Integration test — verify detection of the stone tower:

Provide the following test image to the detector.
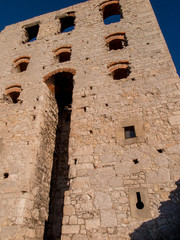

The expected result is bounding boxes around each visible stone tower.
[0,0,180,239]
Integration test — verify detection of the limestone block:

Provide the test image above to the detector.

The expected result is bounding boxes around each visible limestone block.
[100,210,117,227]
[100,153,118,163]
[63,216,69,225]
[72,235,89,240]
[119,196,128,204]
[94,192,112,210]
[40,207,48,221]
[63,205,75,216]
[76,163,94,170]
[86,218,100,230]
[168,115,180,125]
[71,177,89,190]
[73,145,93,156]
[69,167,77,179]
[155,155,169,167]
[61,236,71,240]
[109,176,123,187]
[89,168,123,188]
[1,226,18,237]
[62,225,80,234]
[25,229,35,238]
[170,165,180,181]
[166,144,180,154]
[69,215,78,224]
[147,168,170,183]
[32,208,39,220]
[80,202,93,211]
[78,218,84,225]
[64,196,71,205]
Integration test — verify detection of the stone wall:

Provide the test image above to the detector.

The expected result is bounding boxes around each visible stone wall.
[0,0,179,239]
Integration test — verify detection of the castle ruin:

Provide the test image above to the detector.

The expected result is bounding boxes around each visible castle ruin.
[0,0,180,239]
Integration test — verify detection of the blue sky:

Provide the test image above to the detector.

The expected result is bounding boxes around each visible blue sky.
[0,0,179,76]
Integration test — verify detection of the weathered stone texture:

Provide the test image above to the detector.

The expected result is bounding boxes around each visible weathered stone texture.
[0,0,180,239]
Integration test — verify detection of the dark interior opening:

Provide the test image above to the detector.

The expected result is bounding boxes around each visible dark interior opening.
[9,91,20,103]
[102,3,122,25]
[59,52,71,63]
[109,39,123,50]
[133,159,139,164]
[136,192,144,210]
[124,126,136,139]
[44,72,74,240]
[113,68,129,80]
[17,62,29,72]
[157,149,164,153]
[3,173,9,179]
[60,16,75,33]
[25,24,39,42]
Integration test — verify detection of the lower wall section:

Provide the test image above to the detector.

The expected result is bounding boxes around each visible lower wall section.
[61,174,180,240]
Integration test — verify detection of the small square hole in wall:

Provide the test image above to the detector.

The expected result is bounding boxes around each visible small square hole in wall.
[25,24,39,42]
[133,159,139,164]
[60,16,75,33]
[124,126,136,139]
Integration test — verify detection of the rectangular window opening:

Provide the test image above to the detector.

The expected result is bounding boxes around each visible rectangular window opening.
[25,24,39,42]
[60,16,75,33]
[124,126,136,139]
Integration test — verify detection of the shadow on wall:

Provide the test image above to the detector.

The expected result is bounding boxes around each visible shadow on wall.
[43,72,74,240]
[130,180,180,240]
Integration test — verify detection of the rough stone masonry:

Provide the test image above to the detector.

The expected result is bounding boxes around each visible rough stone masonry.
[0,0,180,239]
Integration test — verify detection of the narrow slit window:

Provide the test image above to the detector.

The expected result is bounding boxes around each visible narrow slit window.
[100,1,122,25]
[136,192,144,209]
[60,15,75,33]
[124,126,136,139]
[25,24,39,42]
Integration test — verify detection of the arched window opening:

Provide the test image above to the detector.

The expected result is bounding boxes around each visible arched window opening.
[59,12,75,33]
[14,56,30,72]
[100,1,122,25]
[5,84,22,103]
[54,46,72,63]
[44,68,75,98]
[108,61,130,80]
[106,33,127,50]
